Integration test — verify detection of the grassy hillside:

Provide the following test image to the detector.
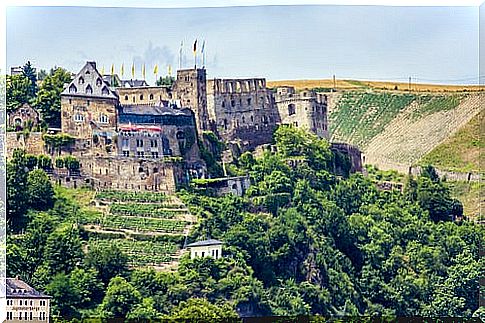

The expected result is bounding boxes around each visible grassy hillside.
[446,181,483,220]
[420,110,484,173]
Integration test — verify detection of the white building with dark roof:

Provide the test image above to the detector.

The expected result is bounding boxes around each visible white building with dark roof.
[186,239,224,259]
[6,278,51,322]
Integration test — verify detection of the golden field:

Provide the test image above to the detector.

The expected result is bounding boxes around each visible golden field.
[267,79,485,92]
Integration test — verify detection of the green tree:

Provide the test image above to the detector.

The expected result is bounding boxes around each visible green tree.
[6,150,29,230]
[85,242,128,285]
[69,268,104,309]
[126,297,162,320]
[43,224,83,275]
[166,298,239,321]
[156,75,175,87]
[22,61,38,97]
[6,74,34,111]
[98,277,142,318]
[45,273,81,319]
[35,67,72,127]
[27,169,54,210]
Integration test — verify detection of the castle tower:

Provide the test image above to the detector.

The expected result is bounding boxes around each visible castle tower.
[174,68,209,136]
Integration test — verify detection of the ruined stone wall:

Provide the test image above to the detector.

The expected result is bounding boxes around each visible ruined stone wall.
[207,78,280,149]
[275,88,329,139]
[331,142,363,173]
[7,104,40,129]
[174,69,209,135]
[61,96,118,139]
[6,132,45,158]
[78,156,182,192]
[116,87,172,105]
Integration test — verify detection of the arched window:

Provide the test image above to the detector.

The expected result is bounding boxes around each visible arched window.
[69,84,77,93]
[73,114,84,122]
[124,95,128,100]
[242,116,245,124]
[288,104,296,116]
[176,131,185,139]
[140,94,144,100]
[222,101,225,108]
[101,86,110,95]
[96,78,102,86]
[99,115,109,124]
[149,94,154,100]
[86,84,93,94]
[78,77,84,84]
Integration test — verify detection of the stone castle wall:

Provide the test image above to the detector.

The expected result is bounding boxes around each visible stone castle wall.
[6,132,45,158]
[275,88,329,139]
[207,78,280,148]
[117,87,172,105]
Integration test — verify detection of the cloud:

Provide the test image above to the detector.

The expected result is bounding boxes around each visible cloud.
[133,41,176,70]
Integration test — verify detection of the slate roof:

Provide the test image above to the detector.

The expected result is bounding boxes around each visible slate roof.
[120,79,150,88]
[6,278,51,299]
[61,61,118,100]
[186,239,224,247]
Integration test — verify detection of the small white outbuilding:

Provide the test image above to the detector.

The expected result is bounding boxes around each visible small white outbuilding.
[186,239,224,260]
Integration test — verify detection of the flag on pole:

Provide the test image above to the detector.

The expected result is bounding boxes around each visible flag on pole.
[101,66,105,75]
[168,65,172,77]
[121,63,125,77]
[179,40,184,69]
[142,64,146,79]
[131,63,135,79]
[153,64,158,75]
[201,40,205,54]
[110,64,114,75]
[193,39,197,56]
[202,40,206,67]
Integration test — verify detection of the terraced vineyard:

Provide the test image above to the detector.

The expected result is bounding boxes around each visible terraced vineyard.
[83,190,196,269]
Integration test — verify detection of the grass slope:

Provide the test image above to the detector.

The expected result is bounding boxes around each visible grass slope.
[420,110,484,173]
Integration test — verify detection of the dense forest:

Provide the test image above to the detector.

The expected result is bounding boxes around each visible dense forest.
[6,126,484,320]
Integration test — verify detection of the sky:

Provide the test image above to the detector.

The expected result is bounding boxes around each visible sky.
[6,4,482,85]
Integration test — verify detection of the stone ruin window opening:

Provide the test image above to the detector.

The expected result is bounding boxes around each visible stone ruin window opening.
[288,104,296,116]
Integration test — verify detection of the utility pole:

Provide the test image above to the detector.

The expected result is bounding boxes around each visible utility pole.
[333,74,336,90]
[408,76,411,91]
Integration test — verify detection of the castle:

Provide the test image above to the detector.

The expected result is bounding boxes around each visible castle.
[8,61,333,192]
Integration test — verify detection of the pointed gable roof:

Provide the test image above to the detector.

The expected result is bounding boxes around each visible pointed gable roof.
[62,61,118,100]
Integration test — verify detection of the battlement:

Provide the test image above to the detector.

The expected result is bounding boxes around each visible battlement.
[208,78,267,94]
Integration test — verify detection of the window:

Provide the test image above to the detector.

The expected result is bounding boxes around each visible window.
[176,131,185,140]
[140,94,144,100]
[86,84,93,94]
[231,100,235,107]
[151,152,159,158]
[78,77,84,84]
[137,151,144,158]
[247,98,252,105]
[136,139,144,147]
[20,300,23,306]
[99,115,109,124]
[151,140,158,148]
[124,95,128,100]
[74,114,84,122]
[122,138,129,147]
[122,151,129,157]
[102,86,110,95]
[149,94,154,100]
[19,312,22,320]
[69,84,77,93]
[222,101,225,108]
[30,312,33,320]
[288,104,296,116]
[96,78,102,86]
